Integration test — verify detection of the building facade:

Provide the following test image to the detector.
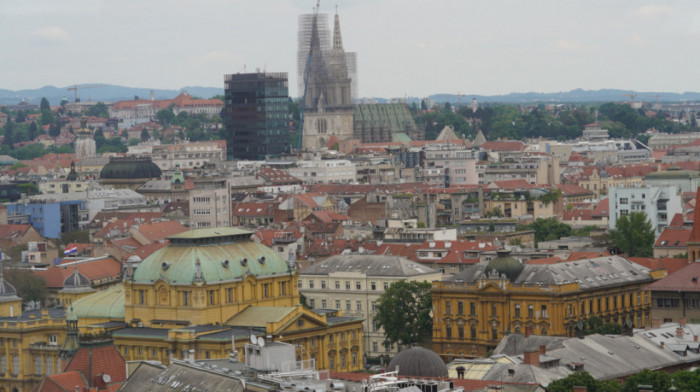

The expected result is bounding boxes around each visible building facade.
[608,185,683,236]
[431,252,661,359]
[299,254,442,359]
[224,72,290,160]
[188,178,231,228]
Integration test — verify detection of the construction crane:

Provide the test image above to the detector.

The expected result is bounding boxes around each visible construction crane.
[67,84,108,103]
[623,93,637,107]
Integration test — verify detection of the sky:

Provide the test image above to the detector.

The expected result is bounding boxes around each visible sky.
[2,0,700,98]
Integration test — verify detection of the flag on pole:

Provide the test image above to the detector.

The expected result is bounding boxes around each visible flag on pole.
[64,246,78,256]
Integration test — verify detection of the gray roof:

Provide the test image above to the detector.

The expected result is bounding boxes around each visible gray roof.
[137,179,173,192]
[118,361,245,392]
[79,156,110,166]
[449,256,653,290]
[387,346,447,378]
[299,254,439,277]
[494,334,567,357]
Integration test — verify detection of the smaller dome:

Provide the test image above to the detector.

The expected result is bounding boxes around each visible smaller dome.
[485,249,523,282]
[100,156,162,180]
[0,278,17,297]
[63,267,91,288]
[387,346,447,378]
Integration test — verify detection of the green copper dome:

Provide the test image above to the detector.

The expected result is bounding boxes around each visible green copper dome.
[485,249,523,282]
[132,227,292,285]
[100,156,162,179]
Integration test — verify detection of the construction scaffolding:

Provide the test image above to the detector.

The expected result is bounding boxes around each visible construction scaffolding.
[297,11,358,99]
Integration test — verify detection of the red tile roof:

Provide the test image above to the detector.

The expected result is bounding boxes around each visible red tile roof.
[233,202,274,217]
[35,257,122,289]
[480,140,526,152]
[556,184,594,196]
[372,240,498,265]
[645,261,700,292]
[565,251,610,261]
[592,198,609,218]
[127,242,168,260]
[669,213,685,227]
[134,221,187,242]
[258,167,302,185]
[690,187,700,243]
[525,256,564,265]
[628,257,689,275]
[33,370,87,392]
[562,209,593,221]
[309,183,431,196]
[64,344,127,386]
[654,227,691,248]
[0,224,33,240]
[488,179,537,190]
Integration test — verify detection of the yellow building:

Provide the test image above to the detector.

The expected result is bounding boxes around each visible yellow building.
[577,168,644,198]
[0,274,68,392]
[70,227,364,371]
[431,251,662,360]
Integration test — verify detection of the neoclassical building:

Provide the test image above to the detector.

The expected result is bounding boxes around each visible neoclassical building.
[70,227,364,371]
[431,250,663,359]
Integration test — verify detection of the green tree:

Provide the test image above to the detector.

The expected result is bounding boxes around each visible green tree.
[141,128,150,142]
[48,123,60,137]
[548,371,621,392]
[486,206,503,218]
[4,268,48,304]
[40,97,50,111]
[17,183,39,195]
[85,102,109,118]
[156,108,175,125]
[525,217,572,245]
[3,119,16,149]
[28,121,38,140]
[609,212,655,257]
[374,280,432,346]
[622,369,671,392]
[671,369,700,392]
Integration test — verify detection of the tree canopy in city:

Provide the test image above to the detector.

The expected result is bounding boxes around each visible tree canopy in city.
[609,212,655,257]
[374,280,432,347]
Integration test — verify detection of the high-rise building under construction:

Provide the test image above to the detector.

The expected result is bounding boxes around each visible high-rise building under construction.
[298,6,356,150]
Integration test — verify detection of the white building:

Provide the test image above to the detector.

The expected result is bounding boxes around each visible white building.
[288,159,356,184]
[609,186,682,236]
[188,178,231,228]
[299,254,442,359]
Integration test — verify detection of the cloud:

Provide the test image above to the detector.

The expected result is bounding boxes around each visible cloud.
[31,26,69,43]
[634,5,672,18]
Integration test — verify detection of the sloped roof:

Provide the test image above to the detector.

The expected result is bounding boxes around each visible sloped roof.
[690,187,700,243]
[481,141,525,152]
[134,220,188,242]
[225,306,296,327]
[300,254,439,277]
[0,224,32,240]
[627,257,688,275]
[63,343,127,387]
[654,227,691,248]
[591,198,609,217]
[645,262,700,292]
[35,257,122,289]
[32,370,87,392]
[68,283,125,320]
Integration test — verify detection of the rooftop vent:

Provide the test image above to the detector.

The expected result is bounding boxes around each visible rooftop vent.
[240,258,248,267]
[258,256,266,264]
[161,262,169,271]
[222,259,230,268]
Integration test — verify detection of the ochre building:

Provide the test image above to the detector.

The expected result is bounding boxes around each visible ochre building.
[431,250,663,359]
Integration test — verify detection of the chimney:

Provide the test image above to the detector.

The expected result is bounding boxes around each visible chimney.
[677,327,684,338]
[660,341,665,349]
[539,345,546,355]
[573,387,587,392]
[523,350,539,367]
[695,335,698,342]
[652,319,662,329]
[524,326,534,338]
[680,317,687,326]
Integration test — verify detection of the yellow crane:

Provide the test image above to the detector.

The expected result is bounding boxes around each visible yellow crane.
[623,93,637,107]
[67,84,108,102]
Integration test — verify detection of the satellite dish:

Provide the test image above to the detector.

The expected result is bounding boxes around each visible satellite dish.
[257,337,265,347]
[102,374,111,383]
[250,335,257,345]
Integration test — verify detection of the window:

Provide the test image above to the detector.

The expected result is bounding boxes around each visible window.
[346,281,351,290]
[371,282,376,291]
[152,349,157,357]
[13,355,19,374]
[471,325,477,339]
[458,325,464,338]
[528,304,534,318]
[373,320,378,332]
[1,355,5,374]
[383,282,389,290]
[458,301,464,315]
[35,356,42,375]
[620,197,628,204]
[446,324,452,338]
[346,300,351,311]
[209,290,216,305]
[356,282,361,290]
[372,302,377,311]
[263,284,269,298]
[46,357,53,375]
[309,299,315,308]
[139,290,145,304]
[321,299,327,308]
[470,302,476,316]
[492,304,498,317]
[309,280,314,289]
[372,341,378,352]
[492,326,498,341]
[515,304,521,318]
[183,291,190,306]
[335,300,341,309]
[352,352,357,366]
[310,337,316,347]
[281,282,287,296]
[322,280,327,289]
[356,301,362,311]
[227,288,233,303]
[541,305,548,318]
[49,335,57,346]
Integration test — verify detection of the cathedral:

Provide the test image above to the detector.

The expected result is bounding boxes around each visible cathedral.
[300,8,355,150]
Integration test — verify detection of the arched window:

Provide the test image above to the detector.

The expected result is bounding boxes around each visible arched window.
[35,357,42,375]
[12,356,19,374]
[46,357,53,375]
[0,355,6,374]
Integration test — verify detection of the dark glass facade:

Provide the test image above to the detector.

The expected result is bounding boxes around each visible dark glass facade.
[224,72,290,161]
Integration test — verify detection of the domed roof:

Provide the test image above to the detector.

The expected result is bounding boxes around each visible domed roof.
[485,249,523,282]
[132,227,292,285]
[387,346,447,378]
[63,267,91,289]
[100,156,162,180]
[68,283,124,320]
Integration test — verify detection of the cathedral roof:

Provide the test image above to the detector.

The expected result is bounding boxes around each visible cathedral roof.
[132,227,292,285]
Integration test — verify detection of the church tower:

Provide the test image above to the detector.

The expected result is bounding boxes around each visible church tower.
[301,7,354,151]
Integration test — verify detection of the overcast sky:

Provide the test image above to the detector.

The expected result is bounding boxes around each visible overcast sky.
[2,0,700,98]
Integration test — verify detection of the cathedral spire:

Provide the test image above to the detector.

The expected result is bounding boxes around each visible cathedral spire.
[332,7,344,52]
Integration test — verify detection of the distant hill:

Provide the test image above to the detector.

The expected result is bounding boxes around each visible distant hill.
[0,85,224,105]
[422,89,700,105]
